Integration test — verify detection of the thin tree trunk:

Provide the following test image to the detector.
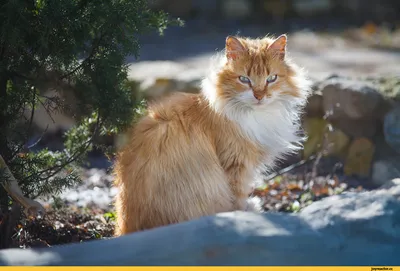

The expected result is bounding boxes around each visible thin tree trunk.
[0,72,12,249]
[0,202,21,249]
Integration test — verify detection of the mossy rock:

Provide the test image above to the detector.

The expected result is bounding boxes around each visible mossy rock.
[302,118,328,159]
[302,118,350,160]
[344,138,375,177]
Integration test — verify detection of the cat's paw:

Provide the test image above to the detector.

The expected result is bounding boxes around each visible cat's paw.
[246,196,263,213]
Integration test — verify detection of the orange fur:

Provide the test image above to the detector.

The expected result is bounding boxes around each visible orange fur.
[113,34,311,235]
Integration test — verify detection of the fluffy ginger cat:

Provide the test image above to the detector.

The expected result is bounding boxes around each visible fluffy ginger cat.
[113,34,311,236]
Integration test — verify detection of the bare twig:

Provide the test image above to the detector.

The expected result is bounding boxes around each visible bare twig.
[26,124,49,149]
[265,154,317,182]
[310,110,336,179]
[37,96,56,124]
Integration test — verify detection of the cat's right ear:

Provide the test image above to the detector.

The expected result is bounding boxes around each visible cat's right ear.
[226,36,246,60]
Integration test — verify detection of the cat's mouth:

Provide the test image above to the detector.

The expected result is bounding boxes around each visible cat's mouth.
[252,99,267,106]
[234,91,273,107]
[251,97,277,107]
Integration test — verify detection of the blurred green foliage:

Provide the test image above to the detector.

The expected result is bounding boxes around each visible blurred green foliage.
[0,0,181,211]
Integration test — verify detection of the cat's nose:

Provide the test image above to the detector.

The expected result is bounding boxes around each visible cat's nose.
[253,92,264,101]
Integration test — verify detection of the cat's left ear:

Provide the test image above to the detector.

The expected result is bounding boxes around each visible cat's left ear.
[268,34,287,60]
[226,36,246,60]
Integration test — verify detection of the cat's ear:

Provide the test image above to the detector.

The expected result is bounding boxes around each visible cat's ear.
[226,36,246,60]
[268,34,287,60]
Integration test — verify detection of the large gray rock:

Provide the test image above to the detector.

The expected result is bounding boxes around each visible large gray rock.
[372,159,400,187]
[329,117,378,138]
[321,77,384,120]
[304,90,324,118]
[371,135,400,187]
[1,186,400,266]
[384,106,400,154]
[321,77,384,137]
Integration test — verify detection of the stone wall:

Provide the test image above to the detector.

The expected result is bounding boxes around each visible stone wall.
[303,75,400,187]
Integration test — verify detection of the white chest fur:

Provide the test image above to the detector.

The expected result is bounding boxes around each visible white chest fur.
[222,94,305,167]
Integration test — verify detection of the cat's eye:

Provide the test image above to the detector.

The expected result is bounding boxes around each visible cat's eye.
[239,76,250,84]
[267,74,278,83]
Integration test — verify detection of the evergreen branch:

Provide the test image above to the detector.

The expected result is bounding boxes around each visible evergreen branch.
[32,113,102,180]
[11,86,37,160]
[61,32,105,79]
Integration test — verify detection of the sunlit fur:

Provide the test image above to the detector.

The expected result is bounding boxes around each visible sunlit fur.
[113,35,311,236]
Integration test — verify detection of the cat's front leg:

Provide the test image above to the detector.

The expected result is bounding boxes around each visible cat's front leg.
[227,167,254,211]
[227,167,263,213]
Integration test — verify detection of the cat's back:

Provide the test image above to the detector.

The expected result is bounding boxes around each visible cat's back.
[117,92,209,167]
[147,92,203,123]
[131,92,205,140]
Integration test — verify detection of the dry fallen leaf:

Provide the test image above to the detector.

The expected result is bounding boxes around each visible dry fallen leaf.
[253,189,268,197]
[280,190,289,197]
[287,183,303,192]
[312,183,330,197]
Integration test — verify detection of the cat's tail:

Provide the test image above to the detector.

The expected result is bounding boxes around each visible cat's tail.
[112,148,140,236]
[113,173,126,237]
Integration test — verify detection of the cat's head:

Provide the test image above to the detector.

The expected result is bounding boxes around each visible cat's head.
[203,34,311,112]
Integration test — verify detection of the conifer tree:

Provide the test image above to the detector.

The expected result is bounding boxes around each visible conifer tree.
[0,0,181,248]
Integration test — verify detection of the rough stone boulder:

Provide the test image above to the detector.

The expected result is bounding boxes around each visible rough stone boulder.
[384,106,400,154]
[1,184,399,266]
[320,76,385,138]
[302,75,400,186]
